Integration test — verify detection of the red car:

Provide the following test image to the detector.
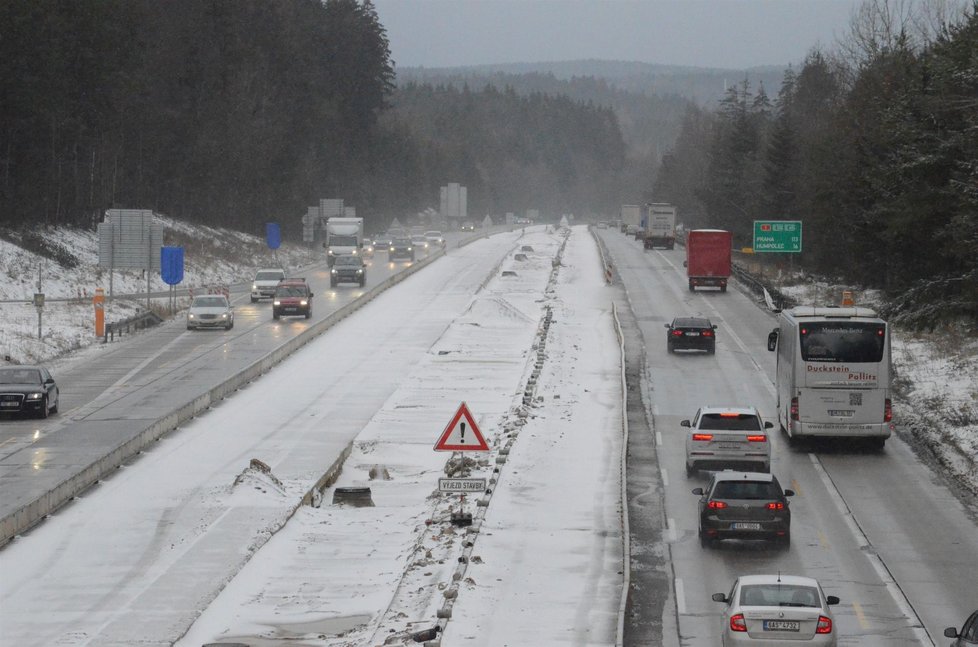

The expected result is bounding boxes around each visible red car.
[272,279,313,320]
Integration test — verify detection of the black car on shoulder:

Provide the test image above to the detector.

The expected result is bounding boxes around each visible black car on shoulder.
[331,254,366,287]
[0,365,60,418]
[389,237,415,262]
[665,317,717,354]
[692,470,794,548]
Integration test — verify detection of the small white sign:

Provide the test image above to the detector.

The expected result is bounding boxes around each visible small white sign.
[438,478,487,493]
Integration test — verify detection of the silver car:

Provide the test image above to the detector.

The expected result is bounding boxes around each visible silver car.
[712,574,840,646]
[684,406,772,476]
[187,295,234,330]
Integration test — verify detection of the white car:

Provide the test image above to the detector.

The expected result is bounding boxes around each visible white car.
[712,574,840,646]
[187,295,234,330]
[250,268,286,302]
[424,230,445,247]
[683,406,772,477]
[411,234,429,251]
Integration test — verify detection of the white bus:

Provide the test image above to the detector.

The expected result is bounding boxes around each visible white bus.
[767,306,892,448]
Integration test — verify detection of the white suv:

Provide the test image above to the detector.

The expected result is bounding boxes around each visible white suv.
[683,406,773,477]
[251,268,286,302]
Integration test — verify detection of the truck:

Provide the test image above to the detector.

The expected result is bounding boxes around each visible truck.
[643,203,677,250]
[684,229,732,292]
[620,205,642,235]
[325,217,364,267]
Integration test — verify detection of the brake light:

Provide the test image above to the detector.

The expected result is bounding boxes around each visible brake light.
[692,433,713,441]
[707,500,727,509]
[884,398,892,422]
[746,435,767,442]
[672,330,683,337]
[765,501,785,510]
[719,412,740,417]
[790,397,799,421]
[702,330,714,337]
[730,613,747,632]
[816,616,832,634]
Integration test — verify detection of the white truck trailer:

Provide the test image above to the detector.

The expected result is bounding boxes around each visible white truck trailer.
[620,205,642,235]
[325,217,364,266]
[644,203,677,249]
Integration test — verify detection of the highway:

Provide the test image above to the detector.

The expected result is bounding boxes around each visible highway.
[599,228,978,647]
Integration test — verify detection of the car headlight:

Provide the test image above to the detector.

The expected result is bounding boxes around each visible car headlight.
[300,300,308,305]
[252,284,258,290]
[352,250,358,255]
[273,300,281,306]
[389,246,395,252]
[221,313,228,319]
[356,269,363,274]
[328,250,335,255]
[26,392,43,400]
[188,313,195,319]
[407,247,412,251]
[331,269,337,274]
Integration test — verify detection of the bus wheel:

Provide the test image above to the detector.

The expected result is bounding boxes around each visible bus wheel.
[868,437,886,451]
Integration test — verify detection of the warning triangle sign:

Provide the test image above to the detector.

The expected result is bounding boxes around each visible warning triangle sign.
[434,402,489,451]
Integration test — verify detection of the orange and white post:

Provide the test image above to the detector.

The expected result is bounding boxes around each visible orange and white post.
[94,288,105,337]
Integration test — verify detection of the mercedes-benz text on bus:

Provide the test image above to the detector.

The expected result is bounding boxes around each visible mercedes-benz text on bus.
[767,306,892,448]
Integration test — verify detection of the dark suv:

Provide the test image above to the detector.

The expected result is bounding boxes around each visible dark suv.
[665,317,717,354]
[692,471,793,548]
[272,279,313,320]
[330,254,366,287]
[389,237,415,262]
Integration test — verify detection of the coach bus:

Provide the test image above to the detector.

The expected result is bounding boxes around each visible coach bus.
[767,306,892,448]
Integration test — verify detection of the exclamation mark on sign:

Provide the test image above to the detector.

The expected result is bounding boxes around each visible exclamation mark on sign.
[460,422,466,444]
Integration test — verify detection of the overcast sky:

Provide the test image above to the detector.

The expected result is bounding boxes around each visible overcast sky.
[373,0,862,70]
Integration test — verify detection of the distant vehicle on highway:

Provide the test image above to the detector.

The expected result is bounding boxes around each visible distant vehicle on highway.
[272,279,313,320]
[945,610,978,646]
[425,231,445,247]
[460,222,475,232]
[330,254,366,287]
[692,471,792,548]
[0,365,59,419]
[251,268,286,302]
[711,574,839,645]
[666,317,717,354]
[389,237,415,262]
[373,235,392,250]
[187,295,234,331]
[361,238,375,259]
[683,406,772,476]
[411,234,429,251]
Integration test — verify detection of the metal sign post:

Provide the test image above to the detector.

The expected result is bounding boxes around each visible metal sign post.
[434,403,490,526]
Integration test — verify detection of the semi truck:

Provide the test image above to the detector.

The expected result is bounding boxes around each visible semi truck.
[684,229,732,292]
[620,205,642,235]
[325,217,364,267]
[643,203,677,249]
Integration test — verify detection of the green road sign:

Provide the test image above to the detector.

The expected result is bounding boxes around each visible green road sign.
[753,220,802,253]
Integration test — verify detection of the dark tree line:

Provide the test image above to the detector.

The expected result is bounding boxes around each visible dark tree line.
[0,0,394,235]
[653,5,978,325]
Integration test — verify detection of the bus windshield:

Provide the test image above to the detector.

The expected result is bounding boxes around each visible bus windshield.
[330,235,358,246]
[799,322,886,363]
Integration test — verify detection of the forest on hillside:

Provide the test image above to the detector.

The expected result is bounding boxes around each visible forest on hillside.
[653,5,978,326]
[0,0,640,238]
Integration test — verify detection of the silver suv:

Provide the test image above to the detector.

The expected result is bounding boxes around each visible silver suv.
[251,268,286,302]
[683,406,773,477]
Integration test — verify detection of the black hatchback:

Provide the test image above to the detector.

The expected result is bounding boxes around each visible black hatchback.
[692,471,794,548]
[666,317,717,354]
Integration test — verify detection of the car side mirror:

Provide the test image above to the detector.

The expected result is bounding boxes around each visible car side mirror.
[683,260,688,268]
[826,595,840,606]
[309,293,314,298]
[45,377,55,385]
[664,323,671,329]
[691,487,704,495]
[767,329,779,352]
[712,325,717,330]
[944,628,960,638]
[680,420,691,427]
[784,489,795,497]
[711,593,727,603]
[764,421,773,429]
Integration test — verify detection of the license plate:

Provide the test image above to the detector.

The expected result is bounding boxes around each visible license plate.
[719,444,742,449]
[731,522,761,530]
[685,331,700,336]
[1,401,19,407]
[828,409,854,417]
[763,620,800,631]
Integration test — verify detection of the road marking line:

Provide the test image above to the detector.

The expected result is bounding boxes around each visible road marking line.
[817,530,830,548]
[675,577,687,615]
[656,431,663,446]
[809,453,934,646]
[667,517,676,543]
[661,467,669,487]
[791,478,803,495]
[853,600,870,630]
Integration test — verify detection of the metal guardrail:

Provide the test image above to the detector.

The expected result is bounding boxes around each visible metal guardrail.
[103,311,163,342]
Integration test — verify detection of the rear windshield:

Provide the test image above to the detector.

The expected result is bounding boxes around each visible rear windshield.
[739,584,819,608]
[698,413,761,431]
[712,480,781,500]
[799,322,886,363]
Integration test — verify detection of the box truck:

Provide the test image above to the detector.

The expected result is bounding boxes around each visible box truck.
[685,229,732,292]
[620,205,642,235]
[325,217,363,267]
[644,203,677,249]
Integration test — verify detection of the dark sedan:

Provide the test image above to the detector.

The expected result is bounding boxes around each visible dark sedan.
[0,365,60,418]
[692,471,793,548]
[666,316,717,354]
[389,237,415,262]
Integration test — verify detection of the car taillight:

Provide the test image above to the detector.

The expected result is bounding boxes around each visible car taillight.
[790,397,799,421]
[671,330,683,337]
[884,398,892,422]
[692,433,713,441]
[730,613,747,632]
[746,435,767,442]
[765,502,785,510]
[707,500,727,509]
[816,616,832,634]
[702,330,714,337]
